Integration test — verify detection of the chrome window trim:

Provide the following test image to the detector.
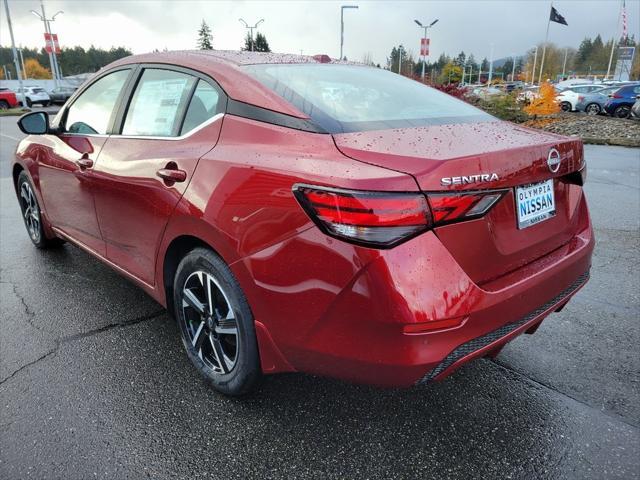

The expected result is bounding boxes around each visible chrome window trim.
[112,112,224,141]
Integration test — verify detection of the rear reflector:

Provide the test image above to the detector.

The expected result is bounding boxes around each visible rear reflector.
[293,184,506,248]
[403,317,465,333]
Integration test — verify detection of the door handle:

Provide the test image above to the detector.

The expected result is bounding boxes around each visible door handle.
[157,166,187,183]
[75,156,93,170]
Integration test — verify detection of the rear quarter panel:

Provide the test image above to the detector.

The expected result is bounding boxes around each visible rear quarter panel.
[156,114,418,303]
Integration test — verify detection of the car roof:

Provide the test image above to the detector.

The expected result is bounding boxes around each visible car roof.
[105,50,360,119]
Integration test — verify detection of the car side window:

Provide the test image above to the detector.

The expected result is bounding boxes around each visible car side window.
[180,80,224,135]
[122,69,196,137]
[65,69,130,135]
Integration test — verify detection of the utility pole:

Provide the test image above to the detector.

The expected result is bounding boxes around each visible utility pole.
[398,45,403,74]
[3,0,25,103]
[561,48,568,78]
[511,55,516,82]
[340,5,358,60]
[414,18,438,81]
[239,18,264,52]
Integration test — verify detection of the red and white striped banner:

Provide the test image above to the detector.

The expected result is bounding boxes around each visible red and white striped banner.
[44,33,61,54]
[420,38,430,56]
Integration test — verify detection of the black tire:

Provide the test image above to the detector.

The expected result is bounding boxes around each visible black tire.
[585,103,601,115]
[613,105,631,118]
[560,101,571,112]
[26,98,32,108]
[0,100,9,110]
[17,171,64,249]
[173,247,260,396]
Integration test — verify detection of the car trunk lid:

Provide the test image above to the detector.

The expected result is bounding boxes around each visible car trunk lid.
[332,121,586,284]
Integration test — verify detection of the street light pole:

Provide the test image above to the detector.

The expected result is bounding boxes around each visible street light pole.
[511,55,516,81]
[239,18,264,52]
[3,0,25,102]
[531,45,538,85]
[18,48,26,78]
[30,2,63,87]
[488,43,494,85]
[340,5,358,60]
[414,18,438,81]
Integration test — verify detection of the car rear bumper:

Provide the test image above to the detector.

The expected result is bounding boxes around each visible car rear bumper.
[236,193,594,388]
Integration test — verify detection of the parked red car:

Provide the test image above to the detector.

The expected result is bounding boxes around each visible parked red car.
[0,88,19,110]
[13,51,593,395]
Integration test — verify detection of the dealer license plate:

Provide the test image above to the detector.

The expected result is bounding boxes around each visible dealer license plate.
[516,179,556,229]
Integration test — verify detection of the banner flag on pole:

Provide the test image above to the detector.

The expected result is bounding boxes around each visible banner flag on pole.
[420,38,430,56]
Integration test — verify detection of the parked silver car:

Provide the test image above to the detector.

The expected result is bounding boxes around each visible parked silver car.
[48,86,77,105]
[575,85,628,115]
[631,95,640,120]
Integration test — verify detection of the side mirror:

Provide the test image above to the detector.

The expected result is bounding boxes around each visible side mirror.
[17,111,50,135]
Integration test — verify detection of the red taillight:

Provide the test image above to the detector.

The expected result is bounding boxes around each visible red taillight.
[294,184,506,248]
[293,185,430,248]
[612,93,623,99]
[428,191,506,225]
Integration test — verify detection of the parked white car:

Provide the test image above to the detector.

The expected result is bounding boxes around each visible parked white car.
[556,84,603,112]
[16,86,51,107]
[471,86,502,99]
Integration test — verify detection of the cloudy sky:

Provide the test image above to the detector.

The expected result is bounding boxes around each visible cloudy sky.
[1,0,639,65]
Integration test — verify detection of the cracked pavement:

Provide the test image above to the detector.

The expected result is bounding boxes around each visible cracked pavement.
[1,117,639,479]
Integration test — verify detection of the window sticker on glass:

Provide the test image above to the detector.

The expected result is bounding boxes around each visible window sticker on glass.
[123,70,195,137]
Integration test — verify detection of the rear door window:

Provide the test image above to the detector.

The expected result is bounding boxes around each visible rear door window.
[180,80,224,135]
[122,69,196,137]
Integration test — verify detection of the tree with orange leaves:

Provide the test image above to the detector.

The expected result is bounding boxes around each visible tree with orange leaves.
[24,58,51,79]
[524,82,560,116]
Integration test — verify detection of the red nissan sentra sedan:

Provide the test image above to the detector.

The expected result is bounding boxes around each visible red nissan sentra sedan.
[13,51,593,395]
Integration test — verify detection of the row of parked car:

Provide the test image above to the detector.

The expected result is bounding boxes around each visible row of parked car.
[0,85,77,109]
[555,82,640,118]
[471,80,640,119]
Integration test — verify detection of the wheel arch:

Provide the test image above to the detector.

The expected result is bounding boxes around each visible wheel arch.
[162,234,216,313]
[12,162,25,194]
[157,227,294,375]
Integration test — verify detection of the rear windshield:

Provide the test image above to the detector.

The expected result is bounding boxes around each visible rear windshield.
[243,64,492,133]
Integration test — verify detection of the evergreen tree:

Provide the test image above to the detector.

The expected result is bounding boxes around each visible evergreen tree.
[197,20,213,50]
[243,32,271,52]
[255,32,271,52]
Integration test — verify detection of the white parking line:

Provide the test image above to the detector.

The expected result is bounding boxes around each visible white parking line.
[0,133,21,141]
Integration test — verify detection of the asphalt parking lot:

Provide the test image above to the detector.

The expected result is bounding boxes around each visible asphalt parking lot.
[0,115,638,479]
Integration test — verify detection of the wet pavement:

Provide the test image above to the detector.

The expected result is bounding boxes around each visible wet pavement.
[1,116,638,479]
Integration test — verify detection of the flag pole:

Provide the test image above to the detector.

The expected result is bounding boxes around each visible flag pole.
[537,2,552,85]
[606,0,623,80]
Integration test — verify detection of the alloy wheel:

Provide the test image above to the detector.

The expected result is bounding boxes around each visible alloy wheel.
[615,106,630,118]
[181,271,239,374]
[20,182,41,243]
[585,104,600,115]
